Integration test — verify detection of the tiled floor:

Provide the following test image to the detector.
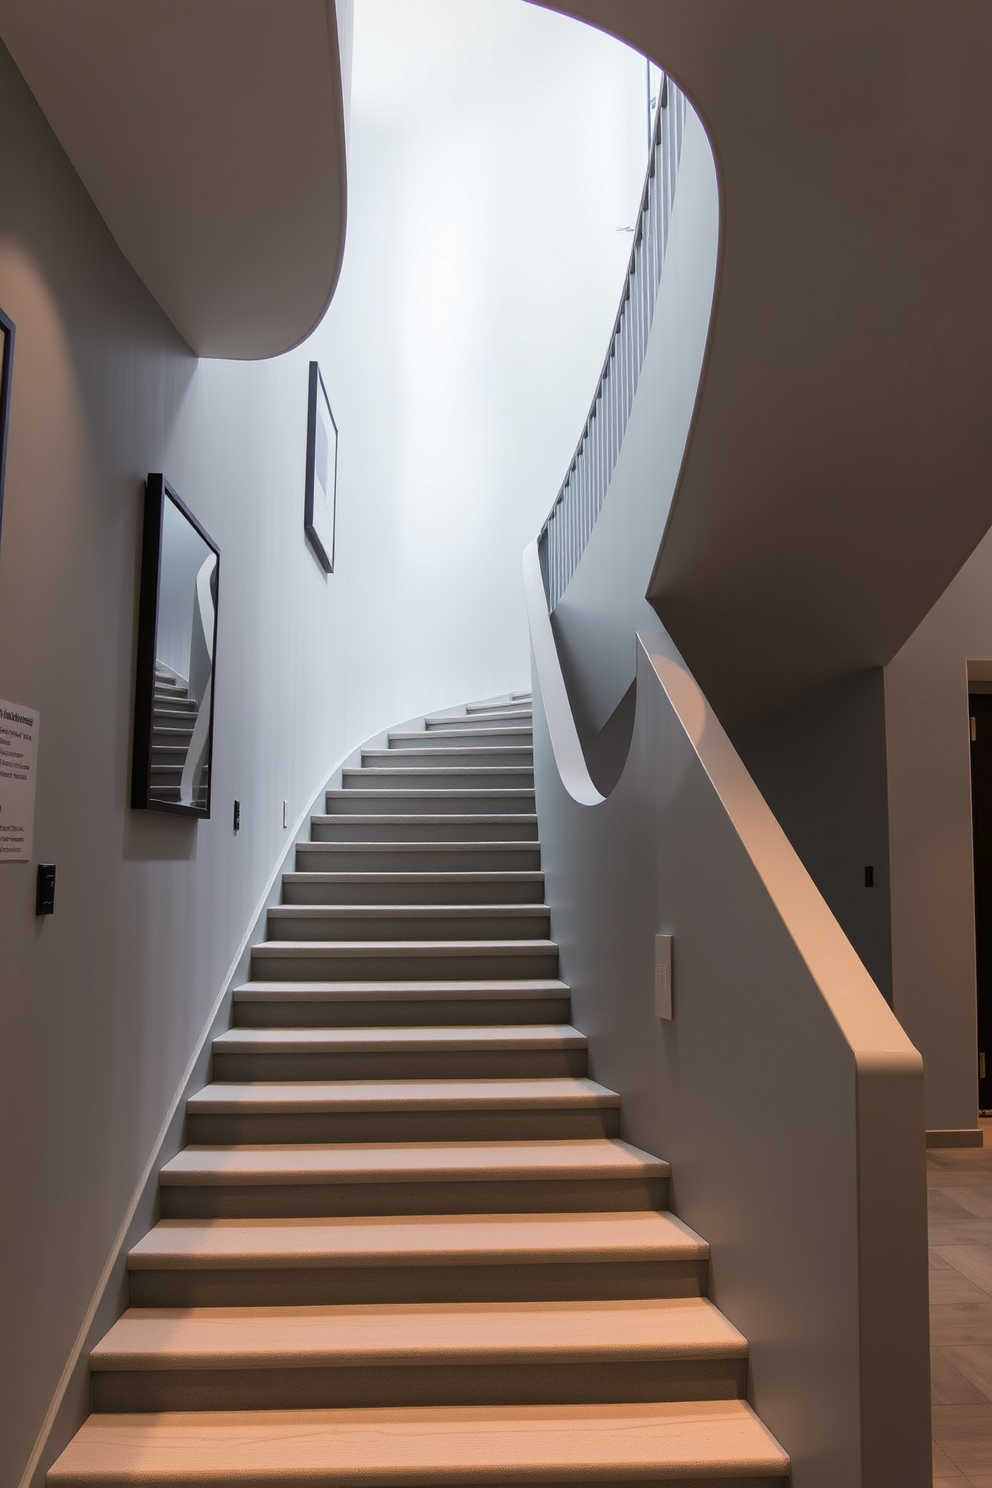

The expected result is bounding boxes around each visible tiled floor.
[930,1120,992,1486]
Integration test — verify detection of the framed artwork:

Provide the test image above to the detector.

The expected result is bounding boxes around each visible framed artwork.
[0,307,15,563]
[304,360,338,572]
[132,475,220,819]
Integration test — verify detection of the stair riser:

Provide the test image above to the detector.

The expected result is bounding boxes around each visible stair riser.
[281,877,545,906]
[210,1049,587,1082]
[49,1469,785,1488]
[426,715,532,730]
[92,1357,745,1414]
[265,912,551,942]
[344,771,535,791]
[129,1256,705,1308]
[389,729,532,750]
[233,996,572,1028]
[297,843,542,870]
[186,1106,618,1145]
[250,948,559,980]
[324,793,535,817]
[310,819,538,843]
[365,751,534,769]
[160,1175,670,1220]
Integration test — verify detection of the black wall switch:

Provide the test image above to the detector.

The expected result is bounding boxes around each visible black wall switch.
[36,863,56,915]
[233,800,240,833]
[864,865,874,888]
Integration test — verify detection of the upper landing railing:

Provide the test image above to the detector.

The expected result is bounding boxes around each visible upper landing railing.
[538,76,687,611]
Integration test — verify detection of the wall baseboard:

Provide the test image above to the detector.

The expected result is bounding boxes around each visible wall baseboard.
[926,1128,984,1148]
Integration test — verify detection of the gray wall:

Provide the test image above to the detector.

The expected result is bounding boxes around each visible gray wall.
[884,521,992,1133]
[733,669,893,1002]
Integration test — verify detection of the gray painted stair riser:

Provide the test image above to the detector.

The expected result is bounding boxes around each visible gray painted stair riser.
[280,871,545,906]
[309,815,539,843]
[388,727,533,749]
[365,748,534,768]
[344,768,536,791]
[296,841,543,871]
[210,1045,587,1083]
[184,1104,620,1145]
[250,942,559,981]
[232,988,573,1028]
[324,790,536,817]
[265,905,552,942]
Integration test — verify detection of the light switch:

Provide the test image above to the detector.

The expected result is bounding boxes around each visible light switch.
[655,934,673,1020]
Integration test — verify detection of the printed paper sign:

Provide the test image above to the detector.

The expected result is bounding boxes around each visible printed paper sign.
[0,698,40,863]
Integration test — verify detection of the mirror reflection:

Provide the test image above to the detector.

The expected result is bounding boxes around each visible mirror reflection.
[151,497,217,807]
[132,476,219,818]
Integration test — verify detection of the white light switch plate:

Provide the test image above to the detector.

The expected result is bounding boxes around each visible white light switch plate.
[655,934,673,1020]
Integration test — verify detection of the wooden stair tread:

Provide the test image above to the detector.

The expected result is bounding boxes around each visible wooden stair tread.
[187,1079,619,1113]
[161,1138,671,1186]
[92,1297,746,1369]
[128,1211,707,1268]
[233,980,569,1002]
[49,1400,788,1483]
[213,1026,587,1053]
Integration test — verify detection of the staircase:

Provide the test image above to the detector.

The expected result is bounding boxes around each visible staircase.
[49,694,789,1486]
[149,665,207,808]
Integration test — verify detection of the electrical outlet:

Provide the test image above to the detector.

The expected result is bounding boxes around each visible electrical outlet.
[655,934,673,1020]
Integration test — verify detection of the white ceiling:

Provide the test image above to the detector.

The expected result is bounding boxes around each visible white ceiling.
[0,0,348,359]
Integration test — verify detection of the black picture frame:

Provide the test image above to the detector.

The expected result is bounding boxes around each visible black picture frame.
[304,360,338,572]
[0,307,15,565]
[131,474,220,818]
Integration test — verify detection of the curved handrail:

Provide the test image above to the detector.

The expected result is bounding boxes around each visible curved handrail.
[523,540,603,806]
[538,74,687,610]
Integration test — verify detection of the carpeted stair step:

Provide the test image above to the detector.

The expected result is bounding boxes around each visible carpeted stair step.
[158,1137,671,1219]
[127,1209,707,1308]
[210,1023,587,1082]
[90,1296,747,1412]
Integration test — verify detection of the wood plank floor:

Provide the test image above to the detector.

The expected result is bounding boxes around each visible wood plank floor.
[930,1119,992,1486]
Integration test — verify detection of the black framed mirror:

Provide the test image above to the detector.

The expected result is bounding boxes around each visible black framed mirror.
[131,474,219,817]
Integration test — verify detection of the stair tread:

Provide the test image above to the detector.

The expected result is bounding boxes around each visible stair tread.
[310,815,539,824]
[268,905,550,919]
[283,872,545,884]
[233,980,569,1001]
[213,1026,587,1053]
[187,1078,619,1113]
[48,1400,789,1483]
[92,1297,745,1369]
[344,767,535,777]
[366,748,533,759]
[128,1210,707,1268]
[161,1138,671,1186]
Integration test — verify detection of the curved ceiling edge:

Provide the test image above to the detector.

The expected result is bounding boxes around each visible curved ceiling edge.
[0,0,349,360]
